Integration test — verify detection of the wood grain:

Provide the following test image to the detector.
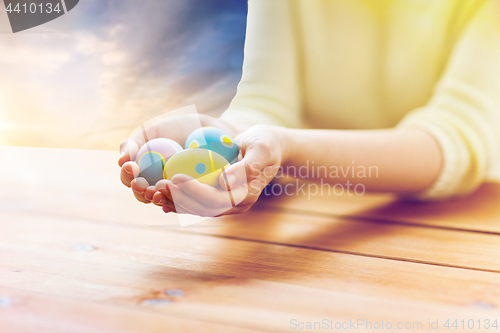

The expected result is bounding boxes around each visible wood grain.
[5,199,500,273]
[2,148,500,272]
[0,287,261,333]
[0,212,499,310]
[2,146,500,234]
[2,146,500,332]
[256,179,500,233]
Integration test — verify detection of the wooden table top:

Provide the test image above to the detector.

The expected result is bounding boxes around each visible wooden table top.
[1,146,500,332]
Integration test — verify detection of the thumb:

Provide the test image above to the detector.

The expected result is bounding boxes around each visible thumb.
[219,140,275,190]
[119,122,161,167]
[119,140,140,167]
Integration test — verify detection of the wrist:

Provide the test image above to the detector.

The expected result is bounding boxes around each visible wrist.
[271,125,293,166]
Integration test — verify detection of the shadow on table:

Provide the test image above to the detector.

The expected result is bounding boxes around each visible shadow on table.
[350,183,500,231]
[143,181,500,310]
[180,181,500,278]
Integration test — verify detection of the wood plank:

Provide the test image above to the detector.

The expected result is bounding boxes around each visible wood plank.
[1,212,500,313]
[6,201,500,273]
[2,278,496,333]
[256,180,500,233]
[3,148,500,271]
[188,209,500,273]
[2,146,500,234]
[0,287,260,333]
[3,147,500,332]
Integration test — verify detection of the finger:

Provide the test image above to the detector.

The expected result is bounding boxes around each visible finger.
[120,161,140,187]
[169,179,254,216]
[168,177,254,216]
[172,174,232,209]
[152,191,175,208]
[131,177,150,203]
[168,181,222,217]
[119,120,168,166]
[155,179,173,201]
[119,140,140,167]
[219,144,278,207]
[131,177,149,192]
[163,206,176,214]
[144,186,157,201]
[133,191,150,204]
[173,173,251,209]
[220,142,275,190]
[152,191,166,206]
[218,164,243,189]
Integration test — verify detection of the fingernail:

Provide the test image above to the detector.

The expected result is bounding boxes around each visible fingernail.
[154,197,166,205]
[172,177,184,185]
[135,177,149,189]
[155,180,167,190]
[165,180,176,190]
[227,174,236,187]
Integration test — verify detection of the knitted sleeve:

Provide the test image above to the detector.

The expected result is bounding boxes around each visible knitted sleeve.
[221,0,302,128]
[397,0,500,199]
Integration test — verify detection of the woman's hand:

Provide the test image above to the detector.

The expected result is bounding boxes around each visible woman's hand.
[154,124,288,216]
[118,114,247,207]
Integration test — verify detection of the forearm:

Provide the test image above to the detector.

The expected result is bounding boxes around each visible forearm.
[278,127,443,193]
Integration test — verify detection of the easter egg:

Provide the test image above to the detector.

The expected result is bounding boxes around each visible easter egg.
[185,127,239,164]
[164,148,229,187]
[135,138,183,186]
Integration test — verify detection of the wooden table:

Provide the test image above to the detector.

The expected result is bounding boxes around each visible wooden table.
[1,146,500,332]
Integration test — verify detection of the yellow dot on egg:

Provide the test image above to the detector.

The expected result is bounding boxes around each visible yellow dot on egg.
[189,140,199,149]
[222,136,232,145]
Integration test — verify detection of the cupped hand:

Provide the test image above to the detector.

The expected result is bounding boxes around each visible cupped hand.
[154,124,288,216]
[118,114,243,211]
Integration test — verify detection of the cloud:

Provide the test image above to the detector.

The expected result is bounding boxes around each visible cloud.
[0,0,247,149]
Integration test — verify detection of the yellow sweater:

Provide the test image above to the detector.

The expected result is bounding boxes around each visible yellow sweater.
[222,0,500,199]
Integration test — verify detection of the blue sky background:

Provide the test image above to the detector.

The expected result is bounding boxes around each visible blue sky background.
[0,0,248,149]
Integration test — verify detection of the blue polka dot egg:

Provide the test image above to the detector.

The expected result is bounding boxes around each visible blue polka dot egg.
[185,127,239,164]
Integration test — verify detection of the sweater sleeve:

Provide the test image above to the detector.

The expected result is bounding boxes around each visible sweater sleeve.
[396,0,500,200]
[220,0,302,128]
